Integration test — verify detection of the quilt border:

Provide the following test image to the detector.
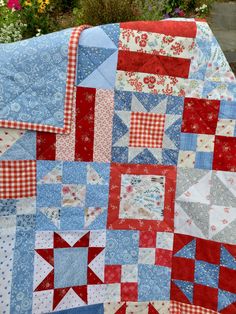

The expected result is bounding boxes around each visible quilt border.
[0,25,91,134]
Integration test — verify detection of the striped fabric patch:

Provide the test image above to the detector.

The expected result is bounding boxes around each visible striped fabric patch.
[116,20,197,97]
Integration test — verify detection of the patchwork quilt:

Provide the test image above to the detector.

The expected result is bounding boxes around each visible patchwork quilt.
[0,18,236,314]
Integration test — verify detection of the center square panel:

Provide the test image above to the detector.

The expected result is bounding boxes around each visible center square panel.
[111,90,184,165]
[107,163,177,231]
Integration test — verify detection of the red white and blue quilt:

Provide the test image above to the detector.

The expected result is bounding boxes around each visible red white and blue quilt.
[0,18,236,314]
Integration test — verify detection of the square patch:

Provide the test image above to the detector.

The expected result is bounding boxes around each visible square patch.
[139,231,157,248]
[181,98,220,135]
[219,100,236,120]
[121,264,138,282]
[107,163,176,231]
[155,248,172,267]
[129,112,165,148]
[195,152,213,170]
[105,230,139,265]
[0,199,16,216]
[156,232,174,250]
[194,260,219,288]
[213,136,236,172]
[62,184,86,207]
[0,160,36,199]
[193,284,218,311]
[178,151,196,168]
[180,133,197,151]
[119,174,165,220]
[138,248,156,265]
[54,247,88,288]
[138,265,171,301]
[104,265,121,284]
[121,282,138,301]
[216,119,236,137]
[197,134,215,152]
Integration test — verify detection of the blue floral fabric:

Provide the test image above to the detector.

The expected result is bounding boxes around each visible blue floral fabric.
[0,28,72,128]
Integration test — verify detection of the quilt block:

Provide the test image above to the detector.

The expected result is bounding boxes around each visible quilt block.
[107,163,176,231]
[171,234,236,312]
[0,18,236,314]
[111,91,183,164]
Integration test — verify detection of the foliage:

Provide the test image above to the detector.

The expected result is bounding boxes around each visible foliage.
[20,0,55,38]
[0,20,26,42]
[0,1,26,42]
[135,0,167,21]
[195,1,213,16]
[75,0,141,26]
[0,0,216,43]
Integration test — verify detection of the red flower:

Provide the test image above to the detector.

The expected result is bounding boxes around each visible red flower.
[135,36,140,44]
[141,33,148,40]
[7,0,21,10]
[139,40,147,47]
[149,76,156,84]
[170,42,184,55]
[143,77,150,84]
[143,76,156,89]
[163,36,174,44]
[179,10,185,16]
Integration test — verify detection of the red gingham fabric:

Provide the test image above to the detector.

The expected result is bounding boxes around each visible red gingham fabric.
[170,301,219,314]
[129,112,165,148]
[0,25,90,134]
[0,160,36,199]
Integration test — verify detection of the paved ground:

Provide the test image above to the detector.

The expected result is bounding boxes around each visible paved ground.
[207,1,236,74]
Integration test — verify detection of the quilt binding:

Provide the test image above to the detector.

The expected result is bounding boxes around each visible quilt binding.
[0,24,91,134]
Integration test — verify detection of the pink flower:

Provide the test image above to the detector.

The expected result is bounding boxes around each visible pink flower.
[141,33,148,40]
[62,186,70,194]
[7,0,21,10]
[126,185,133,193]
